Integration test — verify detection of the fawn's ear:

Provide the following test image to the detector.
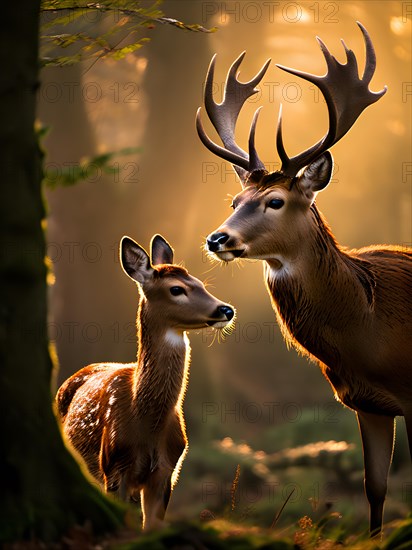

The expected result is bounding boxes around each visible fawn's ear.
[120,236,154,285]
[297,151,333,202]
[150,234,174,265]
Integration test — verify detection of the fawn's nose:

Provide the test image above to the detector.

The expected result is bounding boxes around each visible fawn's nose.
[207,232,230,252]
[217,305,235,321]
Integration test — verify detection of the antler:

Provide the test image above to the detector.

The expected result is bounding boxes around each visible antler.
[196,52,271,185]
[276,21,387,177]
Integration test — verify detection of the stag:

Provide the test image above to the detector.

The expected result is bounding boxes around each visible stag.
[196,22,412,535]
[57,235,235,530]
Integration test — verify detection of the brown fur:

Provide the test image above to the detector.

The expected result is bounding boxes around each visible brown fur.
[207,159,412,534]
[265,204,412,418]
[56,236,234,530]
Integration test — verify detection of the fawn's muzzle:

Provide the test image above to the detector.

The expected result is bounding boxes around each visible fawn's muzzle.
[207,305,235,327]
[217,305,235,321]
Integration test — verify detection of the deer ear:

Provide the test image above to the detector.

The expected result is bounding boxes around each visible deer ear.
[298,151,333,201]
[120,236,154,285]
[150,234,174,265]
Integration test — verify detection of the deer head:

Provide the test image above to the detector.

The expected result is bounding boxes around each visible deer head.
[197,23,387,263]
[121,234,235,329]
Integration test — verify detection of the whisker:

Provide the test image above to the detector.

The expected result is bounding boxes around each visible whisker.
[207,329,218,348]
[203,275,216,289]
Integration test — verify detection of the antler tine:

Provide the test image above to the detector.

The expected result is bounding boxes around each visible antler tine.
[357,21,378,85]
[248,107,263,172]
[276,23,387,177]
[276,104,290,169]
[197,52,271,185]
[196,108,250,174]
[204,53,250,167]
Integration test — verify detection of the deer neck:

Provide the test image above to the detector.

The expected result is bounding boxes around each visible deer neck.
[265,204,375,366]
[133,299,190,427]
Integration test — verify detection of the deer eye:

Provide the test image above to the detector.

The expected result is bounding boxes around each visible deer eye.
[267,198,284,210]
[170,286,186,296]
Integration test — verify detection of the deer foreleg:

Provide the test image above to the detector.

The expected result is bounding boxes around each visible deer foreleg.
[99,427,129,500]
[357,411,395,537]
[141,469,172,531]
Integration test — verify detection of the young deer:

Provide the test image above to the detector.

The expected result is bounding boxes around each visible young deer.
[56,235,235,530]
[197,23,412,535]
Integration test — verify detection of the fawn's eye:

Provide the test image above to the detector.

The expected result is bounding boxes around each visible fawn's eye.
[170,286,186,296]
[267,198,284,210]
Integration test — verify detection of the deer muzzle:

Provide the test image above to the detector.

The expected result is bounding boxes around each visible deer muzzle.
[207,304,235,328]
[206,232,245,261]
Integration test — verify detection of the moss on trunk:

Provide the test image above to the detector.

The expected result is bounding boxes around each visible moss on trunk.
[0,2,124,542]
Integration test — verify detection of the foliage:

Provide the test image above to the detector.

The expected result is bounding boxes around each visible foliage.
[36,126,141,189]
[113,521,295,550]
[105,515,412,549]
[173,417,410,542]
[381,514,412,550]
[40,1,216,67]
[45,149,140,189]
[103,489,412,550]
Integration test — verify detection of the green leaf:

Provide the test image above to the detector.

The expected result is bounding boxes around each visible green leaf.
[39,1,216,67]
[110,38,150,59]
[43,148,141,189]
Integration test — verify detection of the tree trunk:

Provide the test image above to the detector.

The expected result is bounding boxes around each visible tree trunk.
[0,3,123,542]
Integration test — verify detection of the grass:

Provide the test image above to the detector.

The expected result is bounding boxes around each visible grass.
[100,433,412,548]
[5,490,410,549]
[104,462,412,549]
[108,514,412,550]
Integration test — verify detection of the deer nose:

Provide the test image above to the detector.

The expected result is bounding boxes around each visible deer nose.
[207,232,230,252]
[217,305,234,321]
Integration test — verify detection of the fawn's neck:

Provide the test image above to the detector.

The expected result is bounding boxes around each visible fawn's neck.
[133,299,190,428]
